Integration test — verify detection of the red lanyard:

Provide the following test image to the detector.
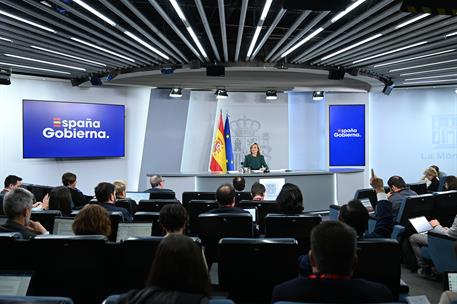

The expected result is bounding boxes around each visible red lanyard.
[309,273,351,280]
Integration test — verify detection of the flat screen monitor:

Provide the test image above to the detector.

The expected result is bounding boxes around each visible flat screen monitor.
[23,99,125,158]
[116,223,152,242]
[243,207,257,222]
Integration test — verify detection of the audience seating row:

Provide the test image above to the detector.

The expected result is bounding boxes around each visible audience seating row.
[0,234,402,303]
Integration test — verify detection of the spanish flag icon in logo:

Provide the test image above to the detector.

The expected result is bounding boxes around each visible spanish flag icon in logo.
[53,118,61,128]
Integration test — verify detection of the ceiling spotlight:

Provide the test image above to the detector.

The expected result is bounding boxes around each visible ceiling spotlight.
[312,91,324,101]
[266,90,277,100]
[169,88,182,98]
[215,89,228,99]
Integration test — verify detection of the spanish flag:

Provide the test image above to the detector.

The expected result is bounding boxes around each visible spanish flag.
[210,111,227,172]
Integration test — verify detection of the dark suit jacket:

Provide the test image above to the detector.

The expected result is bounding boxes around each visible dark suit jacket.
[100,202,133,222]
[206,206,250,214]
[69,187,88,208]
[272,276,393,303]
[0,220,39,239]
[144,188,174,193]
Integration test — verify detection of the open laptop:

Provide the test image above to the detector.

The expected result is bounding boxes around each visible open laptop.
[243,207,257,222]
[126,192,150,204]
[52,218,75,235]
[116,223,153,242]
[408,216,433,234]
[0,272,33,296]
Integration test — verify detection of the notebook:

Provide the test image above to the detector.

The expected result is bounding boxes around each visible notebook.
[408,216,433,234]
[52,218,75,235]
[448,272,457,292]
[0,272,33,296]
[116,223,152,242]
[125,192,150,204]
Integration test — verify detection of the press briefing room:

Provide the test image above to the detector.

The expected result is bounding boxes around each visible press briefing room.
[0,0,456,303]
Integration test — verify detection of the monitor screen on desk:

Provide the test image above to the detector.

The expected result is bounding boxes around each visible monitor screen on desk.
[125,192,150,203]
[52,218,75,235]
[116,223,152,242]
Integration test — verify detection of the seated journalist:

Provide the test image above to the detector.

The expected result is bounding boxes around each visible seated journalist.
[272,221,393,303]
[243,143,268,171]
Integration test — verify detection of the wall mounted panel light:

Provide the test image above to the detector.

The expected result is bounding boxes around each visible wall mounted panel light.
[215,88,228,99]
[312,91,324,101]
[266,90,277,100]
[169,88,182,97]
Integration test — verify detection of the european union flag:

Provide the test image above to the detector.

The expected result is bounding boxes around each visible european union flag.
[224,114,234,171]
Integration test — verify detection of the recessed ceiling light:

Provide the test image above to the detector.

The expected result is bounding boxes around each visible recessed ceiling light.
[123,31,169,60]
[4,54,86,71]
[73,0,116,26]
[0,62,70,74]
[404,73,457,82]
[400,66,457,76]
[445,31,457,38]
[70,37,135,62]
[331,0,367,23]
[0,9,56,33]
[353,41,428,64]
[30,45,106,66]
[0,37,12,42]
[246,0,273,59]
[374,49,456,68]
[403,78,457,85]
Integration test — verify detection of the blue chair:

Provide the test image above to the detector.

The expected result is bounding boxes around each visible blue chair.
[329,204,340,221]
[427,231,457,273]
[102,294,234,304]
[0,296,73,303]
[396,194,434,237]
[433,191,457,228]
[438,175,447,192]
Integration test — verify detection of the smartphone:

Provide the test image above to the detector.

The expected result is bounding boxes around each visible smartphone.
[371,169,375,179]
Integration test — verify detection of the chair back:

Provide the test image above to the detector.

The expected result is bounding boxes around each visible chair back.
[427,231,457,273]
[133,212,162,236]
[115,199,137,215]
[185,200,218,236]
[0,296,74,304]
[235,192,252,204]
[30,235,110,304]
[396,194,434,236]
[31,210,62,232]
[438,176,447,192]
[265,214,322,253]
[120,236,163,291]
[108,212,123,242]
[238,200,279,233]
[149,191,176,200]
[433,191,457,227]
[407,182,427,195]
[218,238,299,302]
[138,199,180,212]
[198,213,253,264]
[355,239,401,300]
[182,191,216,205]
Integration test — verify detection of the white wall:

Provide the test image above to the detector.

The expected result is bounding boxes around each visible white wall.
[0,76,150,194]
[181,91,289,172]
[370,87,457,183]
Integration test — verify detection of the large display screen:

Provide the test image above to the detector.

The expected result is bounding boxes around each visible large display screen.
[23,100,125,158]
[329,104,365,166]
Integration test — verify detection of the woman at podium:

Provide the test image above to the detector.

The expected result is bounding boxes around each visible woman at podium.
[243,143,268,171]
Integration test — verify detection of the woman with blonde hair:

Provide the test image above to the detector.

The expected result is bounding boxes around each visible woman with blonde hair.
[243,143,268,171]
[423,167,439,192]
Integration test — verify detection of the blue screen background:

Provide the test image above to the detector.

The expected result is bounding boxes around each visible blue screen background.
[329,104,365,166]
[23,100,125,158]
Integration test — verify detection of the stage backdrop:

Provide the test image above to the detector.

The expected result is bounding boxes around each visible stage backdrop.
[181,91,289,172]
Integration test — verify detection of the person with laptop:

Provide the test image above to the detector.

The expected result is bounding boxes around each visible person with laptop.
[0,188,48,239]
[96,182,133,222]
[272,221,393,303]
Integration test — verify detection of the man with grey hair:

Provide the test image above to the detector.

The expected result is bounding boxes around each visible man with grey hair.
[145,175,174,194]
[0,188,47,239]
